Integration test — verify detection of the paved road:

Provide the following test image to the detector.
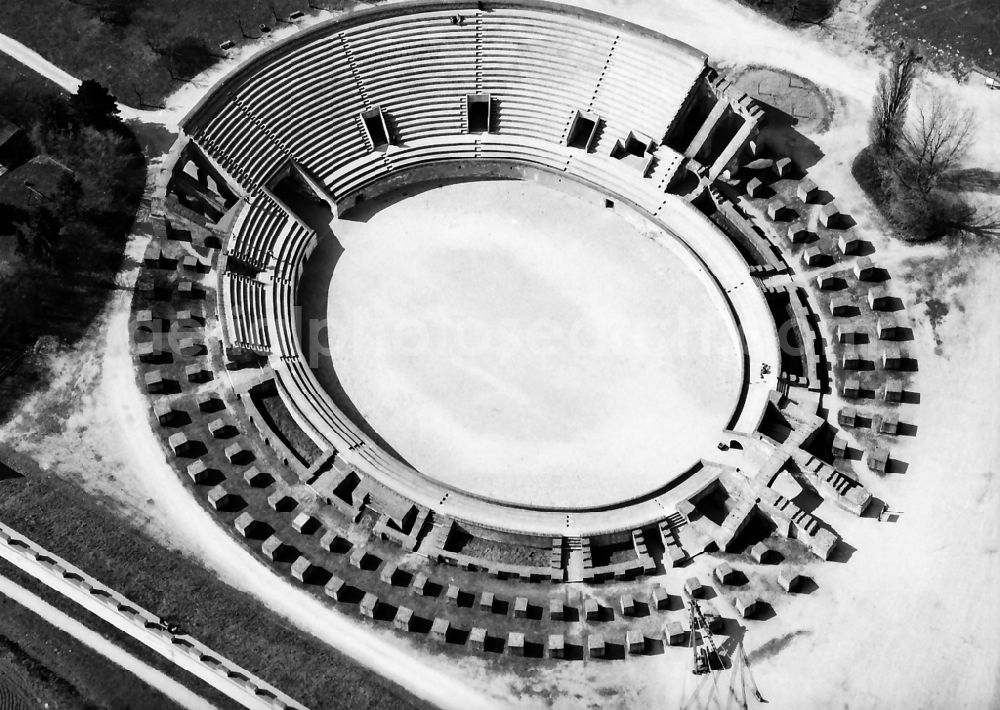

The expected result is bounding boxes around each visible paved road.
[0,574,217,710]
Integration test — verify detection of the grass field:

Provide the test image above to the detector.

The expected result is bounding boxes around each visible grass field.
[872,0,1000,75]
[0,579,186,710]
[0,52,63,126]
[0,457,432,710]
[0,0,357,106]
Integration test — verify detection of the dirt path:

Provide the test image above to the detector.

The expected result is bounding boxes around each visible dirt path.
[0,573,215,710]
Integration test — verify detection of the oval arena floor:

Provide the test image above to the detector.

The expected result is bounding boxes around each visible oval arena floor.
[298,179,742,508]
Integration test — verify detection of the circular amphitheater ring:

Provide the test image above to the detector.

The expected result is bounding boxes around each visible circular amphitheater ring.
[142,0,918,628]
[173,0,782,540]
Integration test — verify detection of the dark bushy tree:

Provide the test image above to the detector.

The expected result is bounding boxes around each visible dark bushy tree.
[70,79,120,125]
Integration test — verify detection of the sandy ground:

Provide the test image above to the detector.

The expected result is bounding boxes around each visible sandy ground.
[0,0,997,708]
[0,573,215,710]
[301,180,740,507]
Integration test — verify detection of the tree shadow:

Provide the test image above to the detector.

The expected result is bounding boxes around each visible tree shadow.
[939,168,1000,195]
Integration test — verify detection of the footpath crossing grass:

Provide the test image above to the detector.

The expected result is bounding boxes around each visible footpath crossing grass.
[0,0,354,107]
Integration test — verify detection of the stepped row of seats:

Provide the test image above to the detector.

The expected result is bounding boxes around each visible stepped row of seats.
[271,219,316,282]
[564,148,669,214]
[228,193,288,269]
[343,9,478,143]
[479,10,614,142]
[224,274,270,352]
[590,33,704,145]
[195,101,287,192]
[308,132,675,220]
[184,6,707,199]
[274,358,365,452]
[237,42,365,187]
[268,280,298,358]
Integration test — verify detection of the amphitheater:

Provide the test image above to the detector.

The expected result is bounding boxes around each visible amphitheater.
[135,0,917,668]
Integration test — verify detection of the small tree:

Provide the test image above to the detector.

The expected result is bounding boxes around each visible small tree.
[70,79,120,125]
[868,48,920,154]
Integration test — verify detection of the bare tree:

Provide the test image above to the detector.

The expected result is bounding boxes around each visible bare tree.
[869,48,920,153]
[131,83,146,109]
[900,95,975,194]
[879,95,993,241]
